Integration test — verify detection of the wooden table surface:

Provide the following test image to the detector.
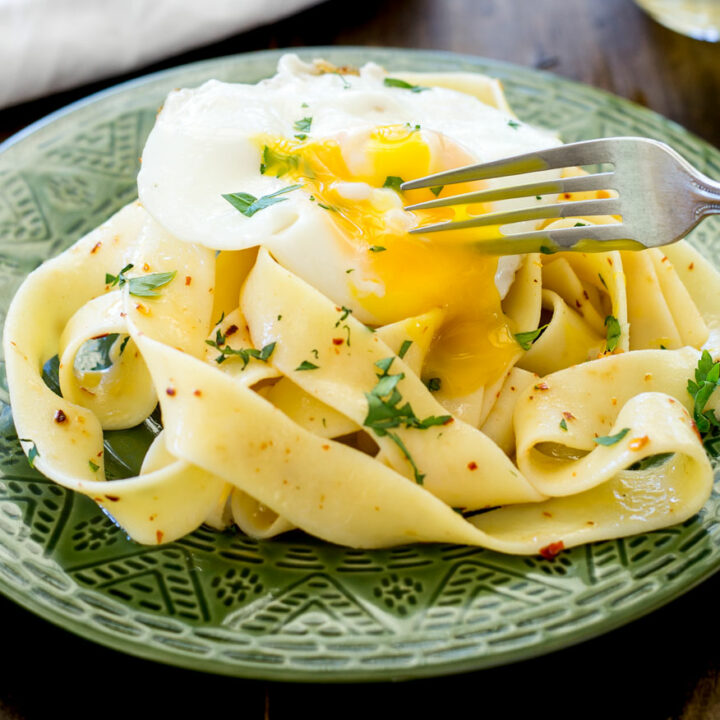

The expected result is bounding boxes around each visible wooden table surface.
[1,1,720,718]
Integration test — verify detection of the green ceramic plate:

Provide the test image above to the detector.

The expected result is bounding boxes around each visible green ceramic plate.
[1,47,720,682]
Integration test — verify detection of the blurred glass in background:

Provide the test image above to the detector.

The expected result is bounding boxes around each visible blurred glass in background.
[635,0,720,41]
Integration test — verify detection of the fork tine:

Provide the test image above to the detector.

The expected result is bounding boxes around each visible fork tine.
[410,198,621,233]
[401,138,614,190]
[409,223,634,255]
[404,172,615,211]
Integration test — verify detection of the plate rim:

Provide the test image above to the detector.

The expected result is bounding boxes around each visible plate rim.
[1,45,720,682]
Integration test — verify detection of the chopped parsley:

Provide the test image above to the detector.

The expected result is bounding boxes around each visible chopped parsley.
[318,202,337,212]
[514,324,548,351]
[688,350,720,457]
[223,184,302,218]
[294,116,312,133]
[260,146,299,176]
[574,222,588,227]
[430,186,444,197]
[383,176,404,193]
[127,271,177,298]
[598,273,608,289]
[296,360,320,371]
[119,335,130,356]
[19,439,39,468]
[629,453,673,471]
[335,306,353,326]
[383,77,428,93]
[106,263,133,288]
[594,427,630,446]
[369,245,386,253]
[560,418,568,431]
[363,357,450,484]
[88,460,99,472]
[75,333,120,373]
[604,315,621,352]
[205,339,276,369]
[398,340,413,359]
[508,120,521,129]
[426,377,441,392]
[106,263,177,298]
[539,245,555,255]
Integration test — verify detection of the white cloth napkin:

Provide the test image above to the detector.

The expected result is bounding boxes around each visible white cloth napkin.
[0,0,323,109]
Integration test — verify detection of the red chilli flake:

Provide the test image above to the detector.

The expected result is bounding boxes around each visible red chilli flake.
[332,338,344,345]
[166,387,176,396]
[185,276,192,285]
[54,409,67,423]
[628,435,650,451]
[105,495,120,502]
[468,461,478,470]
[90,242,102,254]
[156,530,164,543]
[193,389,202,397]
[539,541,565,559]
[225,324,239,337]
[534,382,549,391]
[563,411,575,420]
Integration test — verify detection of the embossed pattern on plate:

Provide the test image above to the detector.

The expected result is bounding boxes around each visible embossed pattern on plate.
[1,48,720,681]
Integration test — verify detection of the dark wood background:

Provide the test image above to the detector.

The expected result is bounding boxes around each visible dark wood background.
[1,1,720,718]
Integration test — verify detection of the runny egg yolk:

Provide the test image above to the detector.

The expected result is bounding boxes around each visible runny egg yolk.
[258,125,520,395]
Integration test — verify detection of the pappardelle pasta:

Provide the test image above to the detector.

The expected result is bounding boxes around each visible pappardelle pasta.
[5,55,720,555]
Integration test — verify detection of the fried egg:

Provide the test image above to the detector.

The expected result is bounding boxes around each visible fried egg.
[138,54,561,395]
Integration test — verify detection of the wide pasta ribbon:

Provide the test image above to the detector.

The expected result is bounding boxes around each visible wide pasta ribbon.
[241,249,544,509]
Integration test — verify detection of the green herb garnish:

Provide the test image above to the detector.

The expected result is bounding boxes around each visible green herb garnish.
[127,271,177,298]
[223,184,302,218]
[560,418,568,431]
[106,264,176,298]
[383,77,428,93]
[88,460,99,472]
[294,116,312,133]
[19,439,39,468]
[628,453,673,471]
[296,360,320,371]
[369,245,386,253]
[383,176,404,193]
[363,357,450,483]
[539,245,555,255]
[398,340,413,359]
[515,324,548,351]
[605,315,621,352]
[426,377,441,392]
[594,428,630,446]
[688,350,720,457]
[508,120,521,129]
[205,339,276,369]
[260,146,299,176]
[106,263,134,288]
[74,333,120,373]
[430,186,443,197]
[335,306,353,326]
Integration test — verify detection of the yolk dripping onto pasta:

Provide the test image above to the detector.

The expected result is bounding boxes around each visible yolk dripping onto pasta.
[259,125,519,394]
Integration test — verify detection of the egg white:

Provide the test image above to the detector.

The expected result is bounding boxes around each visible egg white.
[138,54,561,321]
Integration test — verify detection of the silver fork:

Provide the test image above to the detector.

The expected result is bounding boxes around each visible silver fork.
[401,137,720,254]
